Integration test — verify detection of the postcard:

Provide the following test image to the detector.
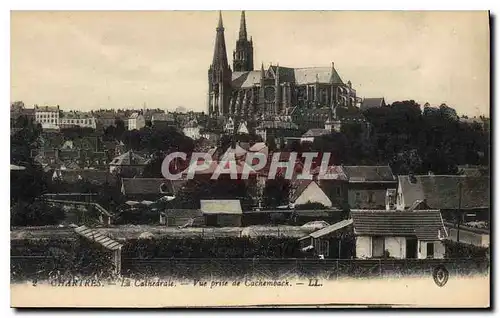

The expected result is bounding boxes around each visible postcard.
[10,10,490,308]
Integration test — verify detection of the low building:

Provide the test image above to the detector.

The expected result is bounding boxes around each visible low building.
[300,128,330,143]
[351,209,448,259]
[289,180,333,208]
[109,150,149,176]
[152,113,175,128]
[59,111,97,129]
[128,113,145,130]
[95,111,118,128]
[396,175,490,222]
[360,97,386,111]
[121,178,176,202]
[343,166,397,209]
[200,199,243,227]
[300,209,448,260]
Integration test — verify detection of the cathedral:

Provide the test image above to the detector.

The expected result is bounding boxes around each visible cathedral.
[207,11,358,120]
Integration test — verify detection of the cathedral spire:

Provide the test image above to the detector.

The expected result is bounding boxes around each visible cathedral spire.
[239,11,247,40]
[233,11,254,72]
[217,10,224,31]
[212,11,229,69]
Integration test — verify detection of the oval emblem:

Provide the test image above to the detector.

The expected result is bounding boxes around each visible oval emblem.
[432,265,449,287]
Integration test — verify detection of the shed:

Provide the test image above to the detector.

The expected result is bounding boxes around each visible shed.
[74,225,123,274]
[200,199,243,227]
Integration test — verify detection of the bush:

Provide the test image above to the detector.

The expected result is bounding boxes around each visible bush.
[295,202,328,210]
[11,201,66,226]
[443,240,489,258]
[121,236,307,259]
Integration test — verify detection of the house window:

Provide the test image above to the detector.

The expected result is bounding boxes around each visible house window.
[372,237,385,258]
[426,242,434,259]
[314,239,329,257]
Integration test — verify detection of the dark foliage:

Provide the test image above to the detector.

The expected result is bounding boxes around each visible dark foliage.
[262,177,291,207]
[443,240,489,259]
[11,201,66,226]
[309,101,489,174]
[122,236,306,259]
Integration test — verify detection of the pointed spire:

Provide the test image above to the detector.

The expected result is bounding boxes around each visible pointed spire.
[217,10,224,31]
[212,11,229,69]
[239,11,247,40]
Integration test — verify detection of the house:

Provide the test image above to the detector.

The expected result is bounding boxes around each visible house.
[360,97,386,111]
[301,209,448,259]
[351,209,448,259]
[200,199,243,227]
[95,111,118,128]
[236,121,249,134]
[128,113,145,130]
[35,105,60,130]
[224,117,235,134]
[342,166,397,209]
[109,150,149,176]
[152,113,175,128]
[300,128,330,143]
[289,180,333,208]
[298,219,355,258]
[313,165,349,210]
[59,111,97,129]
[183,119,202,140]
[121,178,181,201]
[396,175,490,222]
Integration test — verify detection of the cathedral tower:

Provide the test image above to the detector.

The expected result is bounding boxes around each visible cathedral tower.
[208,11,232,117]
[232,11,254,72]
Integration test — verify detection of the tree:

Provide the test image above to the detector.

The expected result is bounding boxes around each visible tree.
[262,177,290,208]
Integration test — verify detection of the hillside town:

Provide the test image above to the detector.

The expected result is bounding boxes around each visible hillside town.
[10,11,490,281]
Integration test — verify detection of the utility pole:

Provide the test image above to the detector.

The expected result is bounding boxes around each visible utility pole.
[456,182,463,242]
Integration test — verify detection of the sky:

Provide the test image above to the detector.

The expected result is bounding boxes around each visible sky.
[10,11,490,116]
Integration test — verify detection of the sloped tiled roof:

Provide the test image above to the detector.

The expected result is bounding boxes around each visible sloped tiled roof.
[232,71,261,88]
[74,226,122,251]
[398,175,490,210]
[232,65,345,88]
[200,199,242,215]
[290,179,314,202]
[311,165,348,180]
[302,128,330,138]
[360,98,386,111]
[110,151,148,166]
[308,219,354,239]
[54,169,116,185]
[256,121,299,130]
[164,209,203,218]
[294,67,343,85]
[342,166,396,182]
[121,178,173,195]
[457,166,489,177]
[351,209,447,241]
